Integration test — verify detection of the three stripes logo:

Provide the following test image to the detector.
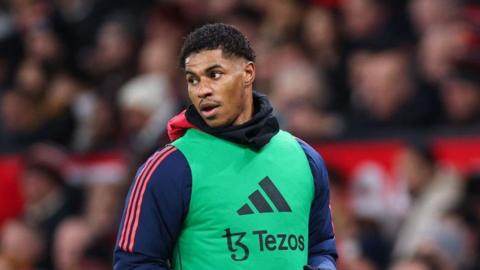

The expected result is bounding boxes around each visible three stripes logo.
[237,177,292,215]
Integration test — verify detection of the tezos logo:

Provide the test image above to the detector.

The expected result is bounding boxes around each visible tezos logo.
[222,228,305,261]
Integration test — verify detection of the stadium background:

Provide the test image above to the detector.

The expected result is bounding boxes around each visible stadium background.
[0,0,479,269]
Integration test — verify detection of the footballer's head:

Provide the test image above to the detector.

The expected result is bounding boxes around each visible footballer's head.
[179,23,256,128]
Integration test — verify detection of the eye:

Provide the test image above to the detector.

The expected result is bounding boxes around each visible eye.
[187,76,199,86]
[209,70,222,80]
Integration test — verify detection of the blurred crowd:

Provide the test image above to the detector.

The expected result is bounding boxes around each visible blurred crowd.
[331,141,480,270]
[0,0,479,269]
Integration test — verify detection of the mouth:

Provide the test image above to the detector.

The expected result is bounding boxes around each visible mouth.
[199,101,220,119]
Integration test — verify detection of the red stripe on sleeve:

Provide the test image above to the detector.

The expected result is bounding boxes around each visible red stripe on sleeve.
[125,146,176,252]
[118,146,173,251]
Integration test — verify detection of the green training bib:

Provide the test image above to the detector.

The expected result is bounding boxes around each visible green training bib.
[171,129,314,270]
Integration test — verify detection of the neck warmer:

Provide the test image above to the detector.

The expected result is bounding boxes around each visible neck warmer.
[167,92,279,151]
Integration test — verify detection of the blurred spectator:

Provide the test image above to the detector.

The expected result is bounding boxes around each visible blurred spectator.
[270,61,343,139]
[73,96,120,152]
[343,162,397,269]
[347,48,439,134]
[439,64,480,126]
[221,4,262,47]
[302,6,339,70]
[54,0,106,59]
[0,73,77,150]
[9,0,52,34]
[349,161,408,231]
[301,6,351,113]
[341,0,400,51]
[143,6,184,44]
[417,24,469,84]
[0,219,44,270]
[15,59,49,99]
[87,13,139,100]
[409,0,460,36]
[414,213,469,270]
[25,27,65,68]
[392,143,462,260]
[137,33,184,102]
[21,143,82,269]
[139,37,178,80]
[257,0,303,45]
[258,41,308,92]
[342,0,386,40]
[0,90,42,151]
[118,74,177,157]
[80,182,124,269]
[40,72,79,146]
[84,182,123,239]
[53,217,93,270]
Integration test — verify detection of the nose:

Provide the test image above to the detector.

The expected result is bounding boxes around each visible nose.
[196,80,213,98]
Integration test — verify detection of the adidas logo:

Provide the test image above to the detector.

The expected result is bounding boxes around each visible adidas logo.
[237,177,292,215]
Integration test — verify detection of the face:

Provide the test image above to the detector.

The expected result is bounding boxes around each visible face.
[185,49,255,127]
[54,219,92,270]
[22,169,56,204]
[441,79,480,123]
[396,148,432,195]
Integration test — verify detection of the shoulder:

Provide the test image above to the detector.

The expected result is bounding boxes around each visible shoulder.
[294,138,326,169]
[139,145,187,172]
[294,138,330,191]
[136,145,191,190]
[271,130,307,149]
[270,131,327,172]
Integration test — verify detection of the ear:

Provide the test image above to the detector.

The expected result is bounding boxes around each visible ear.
[243,61,255,87]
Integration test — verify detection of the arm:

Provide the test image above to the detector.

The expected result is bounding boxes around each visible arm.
[297,139,337,270]
[114,146,191,270]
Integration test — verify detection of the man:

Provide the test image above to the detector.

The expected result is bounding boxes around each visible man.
[114,23,337,270]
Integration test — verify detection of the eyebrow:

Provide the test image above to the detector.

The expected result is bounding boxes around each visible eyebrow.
[185,64,223,75]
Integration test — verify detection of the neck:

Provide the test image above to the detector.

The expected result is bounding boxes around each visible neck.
[232,89,253,126]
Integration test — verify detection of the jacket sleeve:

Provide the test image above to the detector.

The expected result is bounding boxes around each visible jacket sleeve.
[114,146,191,270]
[297,139,337,270]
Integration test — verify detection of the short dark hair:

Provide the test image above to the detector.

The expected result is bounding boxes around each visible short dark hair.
[179,23,255,69]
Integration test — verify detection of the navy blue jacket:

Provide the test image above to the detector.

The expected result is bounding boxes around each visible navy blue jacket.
[114,139,337,269]
[114,94,337,269]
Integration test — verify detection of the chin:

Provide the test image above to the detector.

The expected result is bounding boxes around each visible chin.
[205,120,225,128]
[205,117,231,128]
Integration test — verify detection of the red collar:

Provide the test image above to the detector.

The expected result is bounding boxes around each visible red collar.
[167,110,196,141]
